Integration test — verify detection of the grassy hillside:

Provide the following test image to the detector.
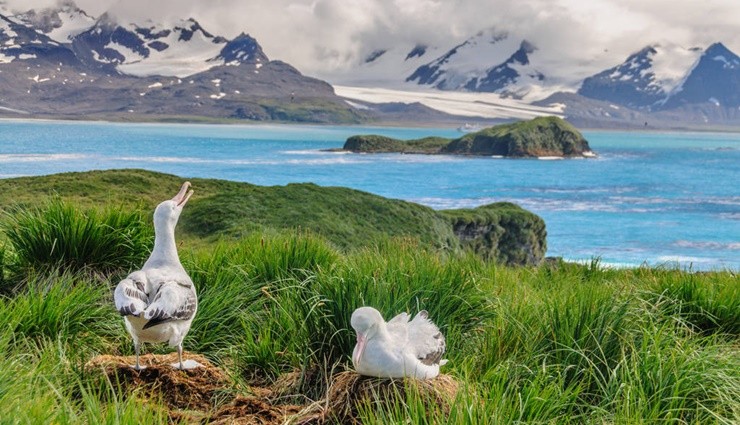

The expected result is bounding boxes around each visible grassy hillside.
[0,171,736,423]
[0,169,544,265]
[343,116,594,157]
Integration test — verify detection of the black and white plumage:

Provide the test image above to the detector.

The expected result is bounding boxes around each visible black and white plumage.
[114,181,198,370]
[351,306,447,379]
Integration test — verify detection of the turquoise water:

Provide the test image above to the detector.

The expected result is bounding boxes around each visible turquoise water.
[1,119,738,270]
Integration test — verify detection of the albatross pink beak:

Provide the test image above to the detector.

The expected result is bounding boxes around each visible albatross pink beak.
[353,333,366,366]
[173,181,194,207]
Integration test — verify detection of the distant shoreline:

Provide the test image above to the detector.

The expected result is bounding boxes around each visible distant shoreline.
[1,115,740,134]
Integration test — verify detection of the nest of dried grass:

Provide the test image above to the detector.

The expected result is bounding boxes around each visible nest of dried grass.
[85,355,458,424]
[86,353,306,424]
[313,371,459,424]
[85,352,230,413]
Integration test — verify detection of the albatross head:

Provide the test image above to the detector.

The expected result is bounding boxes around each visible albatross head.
[153,181,194,231]
[351,306,384,366]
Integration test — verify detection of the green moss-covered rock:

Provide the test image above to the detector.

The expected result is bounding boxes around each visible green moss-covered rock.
[440,202,547,265]
[443,116,592,157]
[343,116,594,158]
[343,135,449,154]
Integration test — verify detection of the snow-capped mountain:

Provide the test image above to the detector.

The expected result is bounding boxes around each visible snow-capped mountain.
[0,12,77,65]
[0,1,356,123]
[405,30,553,100]
[578,43,703,109]
[323,43,445,87]
[10,0,94,43]
[661,42,740,109]
[71,15,267,77]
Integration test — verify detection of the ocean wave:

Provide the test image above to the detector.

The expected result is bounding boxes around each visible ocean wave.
[280,149,349,155]
[114,155,371,166]
[411,194,740,215]
[0,153,93,162]
[527,186,637,195]
[673,240,740,250]
[655,255,715,264]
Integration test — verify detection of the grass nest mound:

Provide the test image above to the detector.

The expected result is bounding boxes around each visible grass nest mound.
[85,352,231,414]
[86,353,308,424]
[317,371,459,424]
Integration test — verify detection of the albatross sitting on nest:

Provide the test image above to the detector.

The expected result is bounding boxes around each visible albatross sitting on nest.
[351,306,447,379]
[114,181,199,370]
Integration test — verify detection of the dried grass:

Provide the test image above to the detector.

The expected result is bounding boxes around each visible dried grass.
[85,355,458,424]
[313,371,459,424]
[86,352,230,413]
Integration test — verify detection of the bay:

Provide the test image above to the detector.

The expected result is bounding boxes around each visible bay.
[1,119,738,271]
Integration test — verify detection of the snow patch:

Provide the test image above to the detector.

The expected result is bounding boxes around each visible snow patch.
[115,19,228,78]
[104,41,145,63]
[335,85,563,119]
[650,44,703,92]
[344,100,371,110]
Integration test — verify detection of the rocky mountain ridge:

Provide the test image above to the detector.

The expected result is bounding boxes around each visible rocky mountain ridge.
[0,1,360,123]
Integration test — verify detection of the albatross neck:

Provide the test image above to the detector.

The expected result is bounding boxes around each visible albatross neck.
[146,221,183,269]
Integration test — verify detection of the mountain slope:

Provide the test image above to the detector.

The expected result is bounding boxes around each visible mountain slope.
[578,44,703,109]
[660,42,740,109]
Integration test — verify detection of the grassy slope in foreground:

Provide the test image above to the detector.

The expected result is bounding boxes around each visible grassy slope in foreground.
[343,116,595,157]
[0,169,546,265]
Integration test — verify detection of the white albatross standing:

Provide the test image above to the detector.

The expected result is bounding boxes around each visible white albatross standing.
[114,181,199,370]
[351,306,447,379]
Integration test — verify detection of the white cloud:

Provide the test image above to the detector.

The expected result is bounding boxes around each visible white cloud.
[3,0,740,83]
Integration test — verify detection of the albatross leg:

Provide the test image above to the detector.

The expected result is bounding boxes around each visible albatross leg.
[132,341,146,371]
[178,344,183,370]
[171,343,202,370]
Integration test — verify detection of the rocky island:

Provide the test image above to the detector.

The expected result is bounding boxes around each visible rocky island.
[342,116,596,158]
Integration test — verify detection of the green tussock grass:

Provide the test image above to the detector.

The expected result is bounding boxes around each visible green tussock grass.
[1,199,152,277]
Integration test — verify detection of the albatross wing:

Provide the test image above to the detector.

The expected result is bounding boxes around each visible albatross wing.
[114,274,149,317]
[408,310,446,366]
[142,280,197,330]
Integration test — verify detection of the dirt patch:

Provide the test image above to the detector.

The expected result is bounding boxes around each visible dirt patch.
[210,396,305,425]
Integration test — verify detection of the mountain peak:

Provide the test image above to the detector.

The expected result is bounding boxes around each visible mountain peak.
[10,0,94,43]
[661,42,740,108]
[578,42,704,109]
[216,32,268,64]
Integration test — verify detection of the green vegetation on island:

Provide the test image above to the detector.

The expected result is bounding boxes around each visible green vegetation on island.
[343,116,595,158]
[0,169,545,266]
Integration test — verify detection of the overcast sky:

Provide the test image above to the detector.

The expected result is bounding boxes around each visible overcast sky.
[6,0,740,80]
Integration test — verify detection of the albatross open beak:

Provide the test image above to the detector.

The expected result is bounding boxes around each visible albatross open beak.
[172,182,194,207]
[353,333,366,366]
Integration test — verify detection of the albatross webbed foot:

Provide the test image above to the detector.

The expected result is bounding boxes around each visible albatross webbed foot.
[170,344,203,370]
